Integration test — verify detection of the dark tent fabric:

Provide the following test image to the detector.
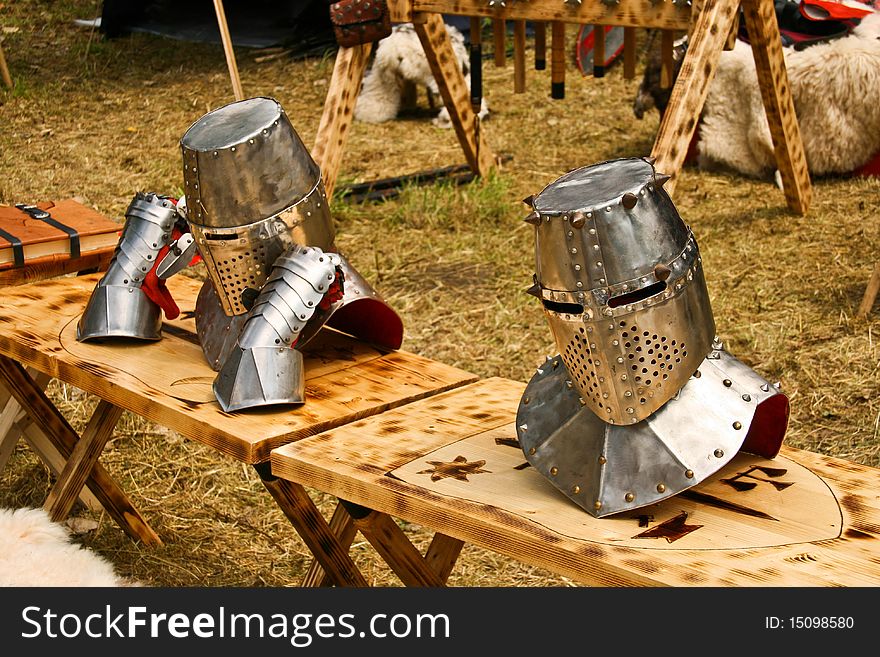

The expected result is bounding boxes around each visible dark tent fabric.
[100,0,337,54]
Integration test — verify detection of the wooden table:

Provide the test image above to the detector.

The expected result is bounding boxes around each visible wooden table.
[271,377,880,586]
[0,273,477,584]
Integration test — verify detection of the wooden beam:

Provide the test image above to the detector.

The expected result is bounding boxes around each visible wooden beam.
[212,0,244,100]
[406,1,692,30]
[424,532,465,583]
[740,0,811,215]
[651,0,740,197]
[43,400,124,522]
[414,13,496,176]
[350,509,446,586]
[312,43,374,201]
[255,466,368,587]
[301,501,358,587]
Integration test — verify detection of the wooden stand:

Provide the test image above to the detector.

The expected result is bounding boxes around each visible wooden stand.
[313,0,811,214]
[858,262,880,317]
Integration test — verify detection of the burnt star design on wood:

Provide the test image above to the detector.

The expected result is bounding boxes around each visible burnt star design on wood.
[633,511,703,543]
[418,455,491,482]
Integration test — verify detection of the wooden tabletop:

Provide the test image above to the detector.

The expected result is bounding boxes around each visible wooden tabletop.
[0,273,478,463]
[271,377,880,586]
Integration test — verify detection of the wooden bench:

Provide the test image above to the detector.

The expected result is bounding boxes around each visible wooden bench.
[270,377,880,586]
[0,273,476,579]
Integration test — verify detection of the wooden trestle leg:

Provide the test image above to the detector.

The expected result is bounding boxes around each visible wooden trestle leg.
[254,462,368,587]
[0,355,161,545]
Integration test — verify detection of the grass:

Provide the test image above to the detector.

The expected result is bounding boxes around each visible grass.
[0,0,878,587]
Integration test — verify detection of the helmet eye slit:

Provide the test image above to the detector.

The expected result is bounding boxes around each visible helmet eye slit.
[541,299,584,314]
[608,281,667,309]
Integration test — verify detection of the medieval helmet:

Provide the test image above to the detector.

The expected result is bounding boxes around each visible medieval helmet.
[525,156,715,425]
[517,157,790,517]
[178,96,403,370]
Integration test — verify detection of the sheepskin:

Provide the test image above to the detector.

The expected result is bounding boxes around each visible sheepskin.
[697,11,880,179]
[0,507,132,586]
[354,23,489,128]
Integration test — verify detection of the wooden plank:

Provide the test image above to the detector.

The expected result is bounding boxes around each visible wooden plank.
[255,466,368,587]
[414,13,496,177]
[740,0,811,215]
[272,377,880,587]
[534,22,547,70]
[513,20,526,93]
[651,0,740,197]
[43,400,124,521]
[725,10,740,50]
[424,532,464,582]
[18,420,104,511]
[623,26,637,79]
[351,509,446,586]
[405,1,692,30]
[550,21,565,100]
[492,19,506,67]
[858,262,880,317]
[0,355,160,545]
[0,273,478,464]
[301,501,358,587]
[312,43,374,201]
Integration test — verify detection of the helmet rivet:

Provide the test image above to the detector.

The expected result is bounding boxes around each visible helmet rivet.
[571,248,578,255]
[626,407,634,414]
[617,357,624,364]
[550,467,559,476]
[723,379,732,387]
[625,493,635,503]
[742,394,751,402]
[733,421,742,430]
[612,340,619,346]
[624,390,632,397]
[598,456,607,465]
[694,370,702,378]
[589,228,596,235]
[656,483,666,493]
[594,501,602,510]
[571,212,586,228]
[685,469,694,479]
[760,383,770,392]
[572,485,581,494]
[529,447,536,455]
[596,261,603,268]
[714,449,724,458]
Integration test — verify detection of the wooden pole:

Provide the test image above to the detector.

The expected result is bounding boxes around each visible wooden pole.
[551,22,565,99]
[593,25,606,78]
[623,27,637,79]
[0,40,12,89]
[493,19,506,67]
[513,20,526,93]
[213,0,244,101]
[660,29,674,89]
[534,22,546,70]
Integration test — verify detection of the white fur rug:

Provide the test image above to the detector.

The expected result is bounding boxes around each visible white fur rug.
[0,507,133,586]
[697,11,880,178]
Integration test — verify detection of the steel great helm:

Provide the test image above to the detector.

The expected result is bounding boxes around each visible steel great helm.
[179,96,403,370]
[525,156,715,425]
